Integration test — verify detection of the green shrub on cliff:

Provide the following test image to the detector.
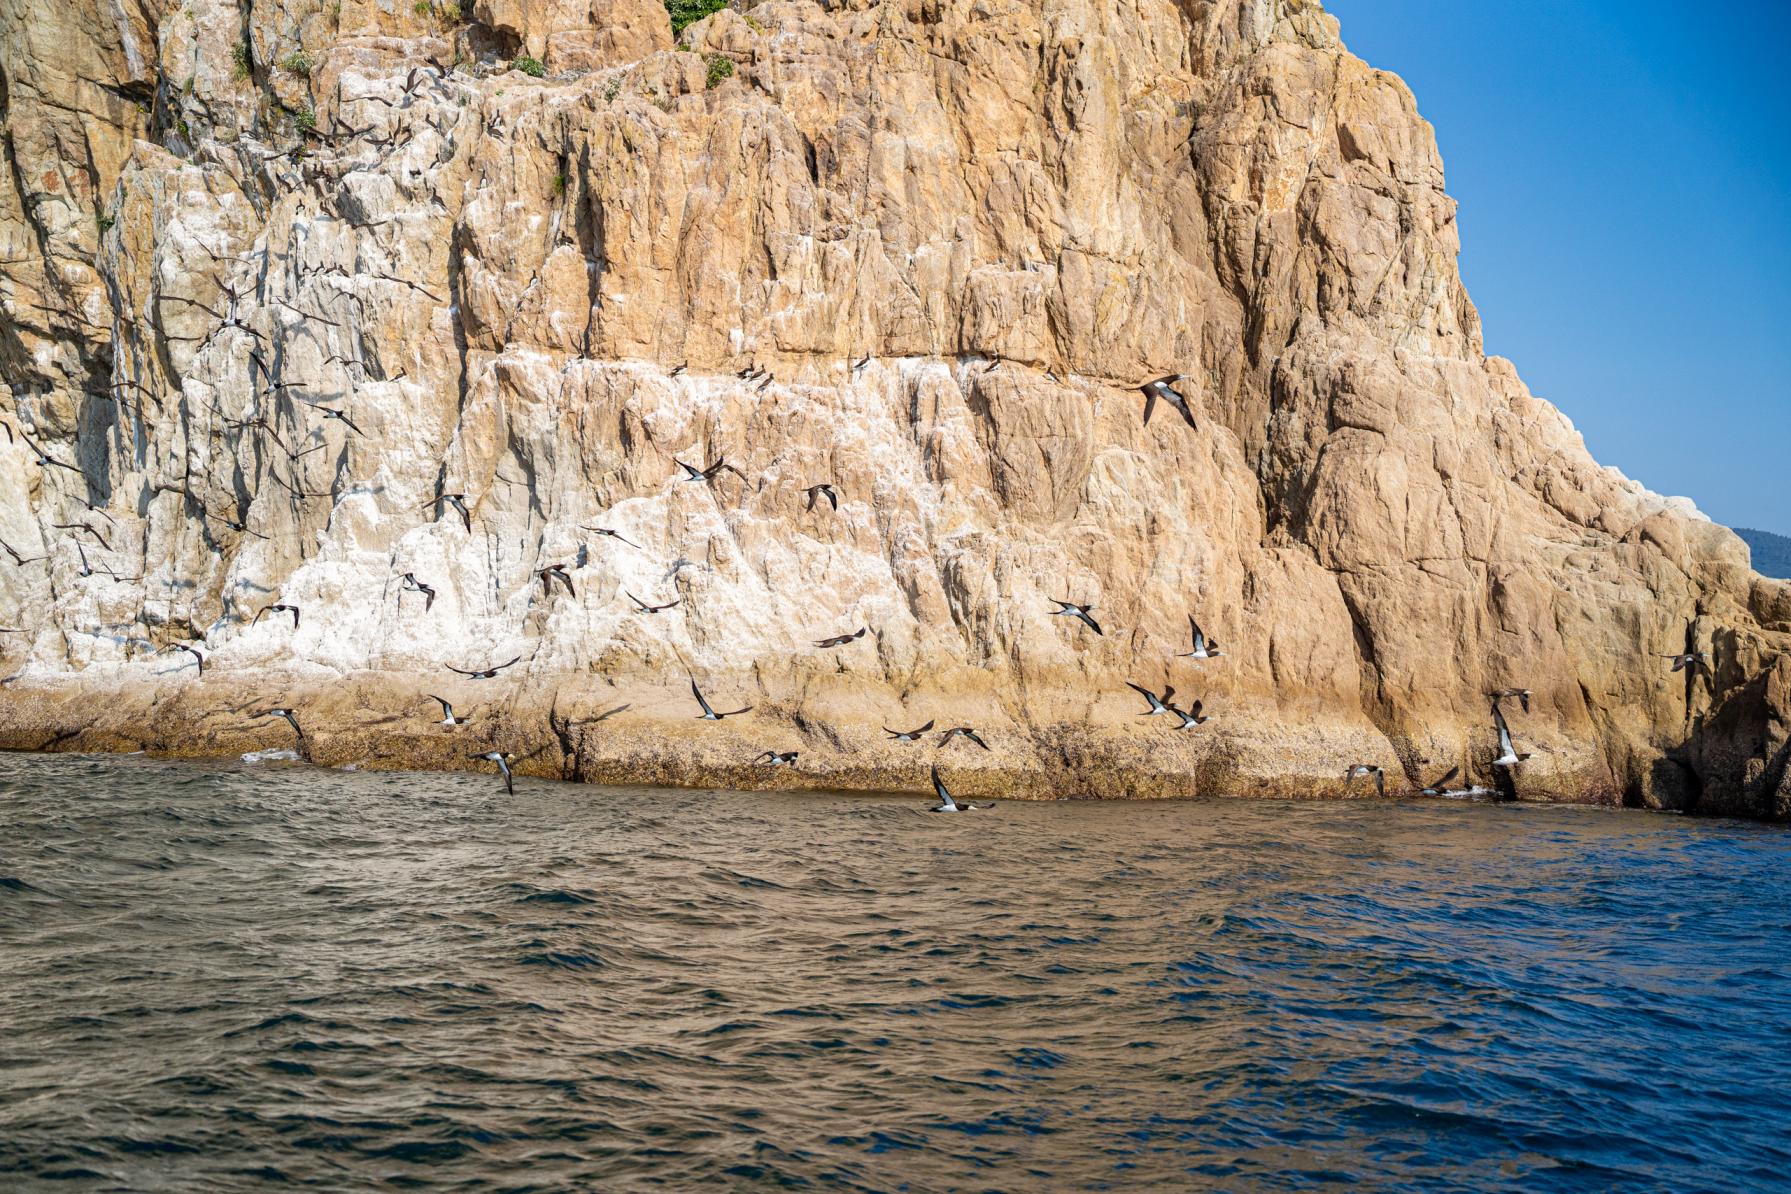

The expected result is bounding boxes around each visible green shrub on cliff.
[513,55,546,78]
[705,55,734,89]
[666,0,726,36]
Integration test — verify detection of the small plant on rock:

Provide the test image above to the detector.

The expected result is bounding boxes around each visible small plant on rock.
[665,0,726,36]
[294,107,317,131]
[232,41,253,81]
[704,54,733,89]
[513,55,546,78]
[281,50,315,77]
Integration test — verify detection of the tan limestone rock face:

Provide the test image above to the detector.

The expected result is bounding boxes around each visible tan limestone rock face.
[1,0,1787,817]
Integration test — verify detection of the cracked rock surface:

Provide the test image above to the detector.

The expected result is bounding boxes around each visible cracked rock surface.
[2,0,1787,817]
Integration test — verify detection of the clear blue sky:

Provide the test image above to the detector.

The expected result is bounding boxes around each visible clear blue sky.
[1325,1,1790,535]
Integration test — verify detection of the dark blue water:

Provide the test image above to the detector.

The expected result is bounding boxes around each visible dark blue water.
[2,752,1788,1191]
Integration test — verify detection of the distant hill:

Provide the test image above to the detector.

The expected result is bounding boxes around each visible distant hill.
[1735,528,1791,579]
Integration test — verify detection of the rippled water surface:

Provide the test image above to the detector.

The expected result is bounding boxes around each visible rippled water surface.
[3,753,1789,1191]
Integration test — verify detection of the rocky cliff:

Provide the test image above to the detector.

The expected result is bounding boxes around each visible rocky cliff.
[2,0,1787,817]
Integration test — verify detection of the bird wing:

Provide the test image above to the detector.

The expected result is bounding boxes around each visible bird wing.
[1431,766,1460,790]
[930,765,956,809]
[428,695,452,716]
[966,730,989,750]
[1079,609,1104,636]
[690,680,715,717]
[1141,386,1157,425]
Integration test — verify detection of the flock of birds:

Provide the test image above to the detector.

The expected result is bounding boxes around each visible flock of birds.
[4,329,1717,811]
[1,56,1721,811]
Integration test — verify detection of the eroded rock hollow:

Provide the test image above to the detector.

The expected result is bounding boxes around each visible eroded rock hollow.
[2,0,1786,815]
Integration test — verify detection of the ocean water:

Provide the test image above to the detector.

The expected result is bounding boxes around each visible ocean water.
[2,752,1788,1192]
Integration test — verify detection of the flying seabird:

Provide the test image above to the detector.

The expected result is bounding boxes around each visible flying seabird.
[1344,763,1386,797]
[928,765,993,813]
[53,521,112,551]
[0,538,50,566]
[815,627,867,648]
[19,433,83,473]
[690,679,751,720]
[754,750,799,766]
[161,643,204,674]
[446,656,522,679]
[1126,681,1177,716]
[258,707,306,753]
[583,525,642,550]
[1661,651,1710,676]
[1491,703,1531,768]
[852,355,870,371]
[884,719,935,741]
[1177,615,1222,660]
[427,695,472,726]
[1419,766,1461,797]
[1138,373,1197,429]
[669,363,687,376]
[422,493,472,532]
[940,726,990,751]
[255,603,301,629]
[804,483,839,512]
[471,750,515,794]
[676,456,746,485]
[309,404,365,436]
[538,563,577,598]
[1171,700,1209,730]
[1049,599,1103,635]
[1488,687,1533,714]
[626,591,682,614]
[399,572,436,611]
[75,544,140,582]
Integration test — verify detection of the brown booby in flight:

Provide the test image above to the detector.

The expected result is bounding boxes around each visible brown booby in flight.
[754,750,799,766]
[1491,703,1531,768]
[399,572,436,611]
[583,526,643,550]
[675,457,746,484]
[447,656,522,680]
[928,765,994,813]
[940,726,989,751]
[1419,766,1461,797]
[815,627,866,648]
[627,591,682,614]
[1344,764,1386,797]
[471,750,515,794]
[690,679,751,721]
[1488,687,1533,714]
[0,539,49,567]
[538,563,576,598]
[1126,681,1177,716]
[428,695,471,726]
[422,493,472,532]
[884,720,935,741]
[307,403,364,436]
[804,483,839,512]
[1177,615,1222,660]
[161,643,204,675]
[254,603,300,629]
[1138,373,1197,429]
[1049,599,1103,635]
[1661,651,1710,676]
[257,707,306,755]
[1171,700,1209,730]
